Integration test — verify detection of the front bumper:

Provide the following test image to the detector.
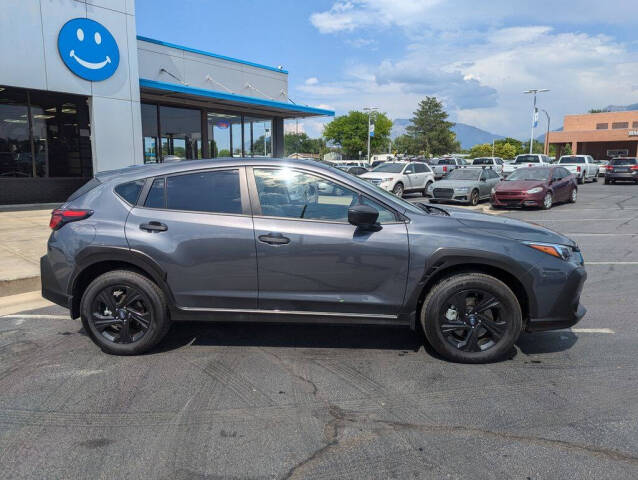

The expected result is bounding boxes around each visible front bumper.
[525,266,587,332]
[491,191,545,208]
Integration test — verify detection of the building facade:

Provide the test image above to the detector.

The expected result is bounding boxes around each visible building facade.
[547,111,638,160]
[0,0,332,204]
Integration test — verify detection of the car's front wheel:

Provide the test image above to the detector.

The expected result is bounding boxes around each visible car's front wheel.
[423,181,432,197]
[80,270,171,355]
[542,192,553,210]
[421,273,522,363]
[393,182,404,197]
[469,189,479,206]
[569,187,577,203]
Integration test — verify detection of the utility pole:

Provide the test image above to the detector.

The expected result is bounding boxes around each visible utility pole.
[523,89,549,154]
[363,107,378,164]
[540,109,550,156]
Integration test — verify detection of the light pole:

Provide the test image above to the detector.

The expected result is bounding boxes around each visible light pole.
[540,109,550,156]
[523,89,549,154]
[363,107,378,164]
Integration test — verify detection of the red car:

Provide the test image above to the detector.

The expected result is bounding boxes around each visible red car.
[491,166,577,209]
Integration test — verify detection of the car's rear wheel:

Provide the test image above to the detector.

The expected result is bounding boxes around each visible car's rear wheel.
[604,178,610,185]
[577,176,584,185]
[421,273,522,363]
[393,182,404,197]
[542,192,553,209]
[469,189,479,206]
[80,270,171,355]
[569,187,577,203]
[592,175,597,183]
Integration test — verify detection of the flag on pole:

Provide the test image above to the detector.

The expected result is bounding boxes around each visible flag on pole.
[369,123,375,137]
[533,108,539,128]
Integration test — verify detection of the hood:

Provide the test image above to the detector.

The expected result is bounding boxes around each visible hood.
[360,171,400,180]
[442,207,575,246]
[495,180,545,191]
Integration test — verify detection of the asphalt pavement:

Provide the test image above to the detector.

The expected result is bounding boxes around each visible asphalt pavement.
[1,180,637,479]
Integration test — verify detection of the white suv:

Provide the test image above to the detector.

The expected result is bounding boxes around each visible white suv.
[360,161,435,197]
[503,154,551,176]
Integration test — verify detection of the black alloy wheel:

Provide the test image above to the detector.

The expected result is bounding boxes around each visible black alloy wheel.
[438,289,507,353]
[91,284,152,344]
[80,270,171,355]
[421,273,522,363]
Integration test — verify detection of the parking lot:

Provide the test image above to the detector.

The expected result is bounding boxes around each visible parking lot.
[1,181,637,479]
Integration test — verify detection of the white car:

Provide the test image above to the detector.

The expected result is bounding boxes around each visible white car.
[470,157,504,175]
[360,161,435,197]
[503,154,551,176]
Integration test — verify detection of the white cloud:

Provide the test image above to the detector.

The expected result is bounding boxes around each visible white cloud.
[305,77,319,85]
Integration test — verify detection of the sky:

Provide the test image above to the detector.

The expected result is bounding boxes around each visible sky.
[136,0,638,139]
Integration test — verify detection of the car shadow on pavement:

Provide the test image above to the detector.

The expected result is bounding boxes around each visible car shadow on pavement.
[152,321,426,354]
[516,330,578,355]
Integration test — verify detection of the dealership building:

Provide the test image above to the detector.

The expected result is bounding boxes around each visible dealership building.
[547,110,638,160]
[0,1,333,205]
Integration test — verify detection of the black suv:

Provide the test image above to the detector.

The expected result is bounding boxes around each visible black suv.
[41,158,587,363]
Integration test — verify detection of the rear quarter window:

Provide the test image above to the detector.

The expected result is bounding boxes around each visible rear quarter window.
[114,180,145,205]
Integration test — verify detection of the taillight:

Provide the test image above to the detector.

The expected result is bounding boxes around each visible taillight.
[577,166,581,172]
[443,166,448,172]
[631,165,638,171]
[606,165,614,171]
[49,209,93,230]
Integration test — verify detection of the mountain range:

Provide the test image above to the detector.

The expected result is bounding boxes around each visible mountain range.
[392,102,637,149]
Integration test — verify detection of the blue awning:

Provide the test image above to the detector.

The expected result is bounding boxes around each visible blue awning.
[139,79,334,118]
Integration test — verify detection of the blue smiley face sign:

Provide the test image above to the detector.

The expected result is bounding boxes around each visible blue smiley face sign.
[58,18,119,81]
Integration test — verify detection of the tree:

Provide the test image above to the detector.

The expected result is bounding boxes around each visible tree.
[323,111,392,159]
[468,141,518,159]
[405,97,459,155]
[392,134,418,155]
[284,132,326,156]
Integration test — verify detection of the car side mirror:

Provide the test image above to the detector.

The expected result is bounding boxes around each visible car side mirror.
[348,204,379,229]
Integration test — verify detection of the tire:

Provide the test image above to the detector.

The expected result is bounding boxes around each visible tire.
[569,187,577,203]
[423,181,432,197]
[469,189,479,206]
[604,178,610,185]
[592,175,597,183]
[577,176,584,185]
[393,182,404,197]
[542,192,553,210]
[421,273,522,363]
[80,270,171,355]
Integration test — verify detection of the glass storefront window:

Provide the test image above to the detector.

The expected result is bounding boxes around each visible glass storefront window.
[141,103,159,164]
[207,113,237,157]
[245,117,272,157]
[159,105,201,160]
[231,116,242,157]
[0,86,91,178]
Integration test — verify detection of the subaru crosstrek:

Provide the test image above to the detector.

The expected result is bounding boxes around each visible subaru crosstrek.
[41,158,587,363]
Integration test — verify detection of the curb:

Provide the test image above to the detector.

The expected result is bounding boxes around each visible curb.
[0,276,41,298]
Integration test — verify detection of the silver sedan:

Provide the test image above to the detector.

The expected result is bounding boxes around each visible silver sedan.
[427,167,501,206]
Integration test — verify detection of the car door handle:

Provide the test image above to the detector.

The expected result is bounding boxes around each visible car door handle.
[258,233,290,245]
[140,221,168,232]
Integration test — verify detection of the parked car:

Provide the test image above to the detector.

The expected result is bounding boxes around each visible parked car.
[604,157,638,184]
[557,155,598,184]
[334,161,366,171]
[360,161,434,197]
[369,160,387,169]
[41,158,587,363]
[428,167,501,206]
[502,154,551,177]
[597,160,609,176]
[491,166,577,210]
[470,157,504,175]
[430,157,466,179]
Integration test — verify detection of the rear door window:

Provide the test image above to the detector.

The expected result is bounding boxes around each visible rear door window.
[166,170,242,214]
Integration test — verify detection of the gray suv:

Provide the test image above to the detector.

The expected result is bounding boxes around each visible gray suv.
[41,158,587,363]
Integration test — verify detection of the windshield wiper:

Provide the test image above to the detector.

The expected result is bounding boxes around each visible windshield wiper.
[417,203,450,216]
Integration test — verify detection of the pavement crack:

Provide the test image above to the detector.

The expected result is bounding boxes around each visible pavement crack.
[261,349,318,396]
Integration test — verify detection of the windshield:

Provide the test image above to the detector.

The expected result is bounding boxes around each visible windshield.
[472,158,493,165]
[559,156,585,164]
[515,155,540,164]
[506,167,550,181]
[611,158,637,165]
[372,163,405,173]
[447,169,480,180]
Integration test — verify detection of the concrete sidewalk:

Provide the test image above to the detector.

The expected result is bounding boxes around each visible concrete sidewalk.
[0,209,51,297]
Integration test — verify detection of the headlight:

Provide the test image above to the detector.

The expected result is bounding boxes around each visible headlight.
[523,241,574,261]
[526,187,543,194]
[455,187,469,193]
[380,177,393,183]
